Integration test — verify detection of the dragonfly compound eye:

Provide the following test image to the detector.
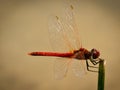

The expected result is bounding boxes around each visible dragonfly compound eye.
[91,49,100,59]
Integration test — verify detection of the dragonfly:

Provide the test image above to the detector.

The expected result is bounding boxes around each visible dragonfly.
[28,4,101,79]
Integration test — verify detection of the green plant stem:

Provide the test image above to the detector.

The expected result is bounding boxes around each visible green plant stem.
[98,59,105,90]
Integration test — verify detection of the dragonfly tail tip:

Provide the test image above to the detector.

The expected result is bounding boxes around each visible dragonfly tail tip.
[28,52,32,56]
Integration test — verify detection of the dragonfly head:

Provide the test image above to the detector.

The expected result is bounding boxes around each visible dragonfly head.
[91,48,100,59]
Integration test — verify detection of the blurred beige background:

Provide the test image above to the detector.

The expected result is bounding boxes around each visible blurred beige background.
[0,0,120,90]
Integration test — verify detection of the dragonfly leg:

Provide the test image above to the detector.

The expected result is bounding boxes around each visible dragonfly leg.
[86,60,98,72]
[89,56,100,65]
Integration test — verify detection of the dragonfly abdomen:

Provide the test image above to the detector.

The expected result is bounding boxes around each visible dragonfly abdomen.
[28,52,74,57]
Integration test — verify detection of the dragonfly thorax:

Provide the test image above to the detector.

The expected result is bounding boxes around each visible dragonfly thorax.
[73,48,91,60]
[73,48,100,60]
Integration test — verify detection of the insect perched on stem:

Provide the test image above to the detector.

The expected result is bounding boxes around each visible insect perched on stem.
[28,4,102,79]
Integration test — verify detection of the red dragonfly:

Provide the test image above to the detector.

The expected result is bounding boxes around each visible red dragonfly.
[28,5,100,79]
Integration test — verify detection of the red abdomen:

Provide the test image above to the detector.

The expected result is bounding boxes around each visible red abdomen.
[28,52,74,57]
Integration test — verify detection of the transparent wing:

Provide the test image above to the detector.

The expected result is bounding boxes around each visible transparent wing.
[71,59,86,77]
[48,3,81,52]
[54,58,73,79]
[48,2,83,79]
[62,4,81,50]
[48,16,71,52]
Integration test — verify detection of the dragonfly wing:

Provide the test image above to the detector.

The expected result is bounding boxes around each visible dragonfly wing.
[71,59,86,77]
[62,3,81,51]
[48,2,81,52]
[48,16,70,52]
[54,58,73,79]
